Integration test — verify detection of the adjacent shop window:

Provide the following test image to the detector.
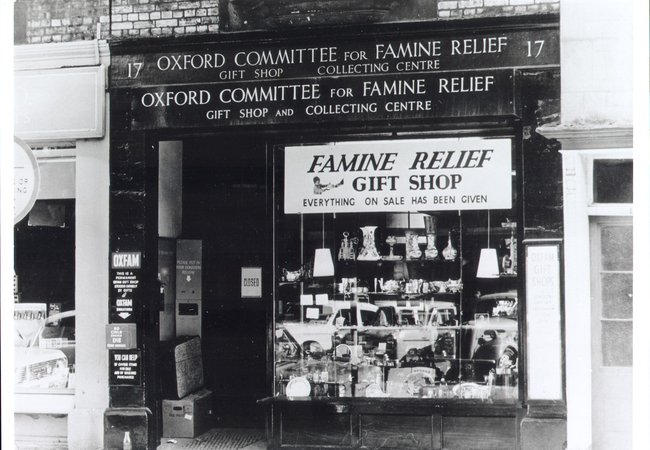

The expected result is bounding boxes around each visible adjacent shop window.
[598,224,633,367]
[593,159,633,204]
[14,200,76,392]
[274,138,520,402]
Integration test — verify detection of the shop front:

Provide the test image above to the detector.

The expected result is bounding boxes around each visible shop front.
[107,14,565,449]
[13,40,110,449]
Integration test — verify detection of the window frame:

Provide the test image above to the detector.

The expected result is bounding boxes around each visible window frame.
[585,152,633,216]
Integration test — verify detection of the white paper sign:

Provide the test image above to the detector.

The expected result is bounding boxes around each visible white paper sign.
[241,267,262,298]
[284,137,512,214]
[305,307,320,319]
[300,294,314,305]
[525,244,563,400]
[315,294,329,305]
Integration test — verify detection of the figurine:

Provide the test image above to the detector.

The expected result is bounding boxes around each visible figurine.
[424,215,438,259]
[405,230,422,260]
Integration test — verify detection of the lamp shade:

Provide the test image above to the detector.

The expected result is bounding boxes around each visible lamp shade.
[313,248,335,277]
[476,248,500,278]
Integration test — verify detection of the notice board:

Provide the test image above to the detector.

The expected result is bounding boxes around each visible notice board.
[525,240,564,401]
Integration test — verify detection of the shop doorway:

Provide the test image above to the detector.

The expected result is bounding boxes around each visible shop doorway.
[181,136,271,428]
[590,217,633,449]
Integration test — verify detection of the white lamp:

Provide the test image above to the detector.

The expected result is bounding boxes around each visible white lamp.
[476,210,500,278]
[313,214,335,278]
[476,248,500,278]
[313,248,335,277]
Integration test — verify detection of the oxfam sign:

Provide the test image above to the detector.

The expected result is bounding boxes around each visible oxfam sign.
[14,137,40,224]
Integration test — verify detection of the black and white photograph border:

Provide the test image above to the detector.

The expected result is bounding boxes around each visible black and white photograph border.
[1,1,649,449]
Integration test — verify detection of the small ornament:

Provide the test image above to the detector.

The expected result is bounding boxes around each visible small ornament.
[424,215,438,260]
[442,231,457,261]
[500,221,517,275]
[405,230,422,260]
[382,235,402,260]
[357,226,381,261]
[338,232,358,261]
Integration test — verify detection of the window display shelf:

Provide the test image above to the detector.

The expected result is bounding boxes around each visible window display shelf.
[261,394,521,414]
[350,258,459,264]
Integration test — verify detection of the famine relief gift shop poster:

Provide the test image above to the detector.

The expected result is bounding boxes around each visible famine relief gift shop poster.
[284,139,512,213]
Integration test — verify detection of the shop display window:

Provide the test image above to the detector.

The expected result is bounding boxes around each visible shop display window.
[14,200,76,394]
[273,138,520,403]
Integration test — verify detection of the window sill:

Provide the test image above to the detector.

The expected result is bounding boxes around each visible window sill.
[14,389,75,415]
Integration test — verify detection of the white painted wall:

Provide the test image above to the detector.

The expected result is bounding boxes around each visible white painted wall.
[560,0,633,126]
[545,2,634,449]
[561,150,592,450]
[68,127,110,450]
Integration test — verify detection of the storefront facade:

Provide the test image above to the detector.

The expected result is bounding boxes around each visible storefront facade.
[106,10,566,449]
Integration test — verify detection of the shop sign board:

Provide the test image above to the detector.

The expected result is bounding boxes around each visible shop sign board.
[14,136,40,224]
[111,26,558,130]
[111,27,558,87]
[106,323,137,350]
[111,251,141,322]
[110,349,142,385]
[128,69,514,129]
[241,267,262,298]
[525,241,563,401]
[284,137,512,214]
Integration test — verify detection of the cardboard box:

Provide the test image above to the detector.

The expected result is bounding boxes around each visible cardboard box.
[162,389,213,438]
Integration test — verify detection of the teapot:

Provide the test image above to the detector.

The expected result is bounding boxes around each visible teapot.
[283,268,303,282]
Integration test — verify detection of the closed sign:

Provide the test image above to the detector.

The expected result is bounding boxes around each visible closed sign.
[241,267,262,298]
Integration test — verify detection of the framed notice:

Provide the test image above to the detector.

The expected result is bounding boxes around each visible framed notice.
[109,349,142,386]
[106,323,137,350]
[524,240,564,401]
[241,267,262,298]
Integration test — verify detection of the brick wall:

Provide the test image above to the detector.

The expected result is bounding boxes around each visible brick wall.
[18,0,109,43]
[16,0,559,44]
[438,0,559,18]
[109,0,219,39]
[16,0,219,43]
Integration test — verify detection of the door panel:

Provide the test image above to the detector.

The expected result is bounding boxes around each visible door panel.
[590,218,633,449]
[182,137,270,427]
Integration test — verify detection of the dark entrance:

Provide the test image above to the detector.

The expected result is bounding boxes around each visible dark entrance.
[181,136,271,428]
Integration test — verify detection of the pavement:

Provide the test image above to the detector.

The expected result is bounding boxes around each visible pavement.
[239,440,267,450]
[158,428,267,450]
